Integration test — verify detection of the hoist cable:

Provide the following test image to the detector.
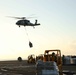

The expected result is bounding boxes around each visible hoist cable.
[25,27,30,41]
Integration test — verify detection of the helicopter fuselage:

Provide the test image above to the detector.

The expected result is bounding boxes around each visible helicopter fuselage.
[16,20,30,26]
[16,19,40,27]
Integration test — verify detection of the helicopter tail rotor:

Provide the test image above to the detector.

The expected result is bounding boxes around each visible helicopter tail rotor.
[35,19,37,24]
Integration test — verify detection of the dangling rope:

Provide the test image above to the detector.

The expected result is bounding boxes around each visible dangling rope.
[25,27,33,48]
[25,27,30,41]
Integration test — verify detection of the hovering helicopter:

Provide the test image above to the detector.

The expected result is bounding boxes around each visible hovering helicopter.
[8,16,40,27]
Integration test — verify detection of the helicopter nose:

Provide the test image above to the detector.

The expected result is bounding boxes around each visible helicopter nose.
[16,22,19,25]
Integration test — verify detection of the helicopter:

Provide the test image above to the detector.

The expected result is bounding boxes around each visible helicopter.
[8,16,40,27]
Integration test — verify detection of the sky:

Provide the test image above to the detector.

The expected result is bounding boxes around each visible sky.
[0,0,76,60]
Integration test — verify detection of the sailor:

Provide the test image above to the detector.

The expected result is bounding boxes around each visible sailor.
[52,52,57,62]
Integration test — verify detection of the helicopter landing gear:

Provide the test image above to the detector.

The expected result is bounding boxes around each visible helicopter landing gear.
[19,25,20,27]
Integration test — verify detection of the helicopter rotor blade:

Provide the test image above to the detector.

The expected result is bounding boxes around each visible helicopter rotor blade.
[7,15,36,19]
[26,17,36,19]
[7,16,27,19]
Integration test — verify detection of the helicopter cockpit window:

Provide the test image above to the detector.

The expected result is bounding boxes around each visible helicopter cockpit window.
[18,20,22,23]
[27,20,30,22]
